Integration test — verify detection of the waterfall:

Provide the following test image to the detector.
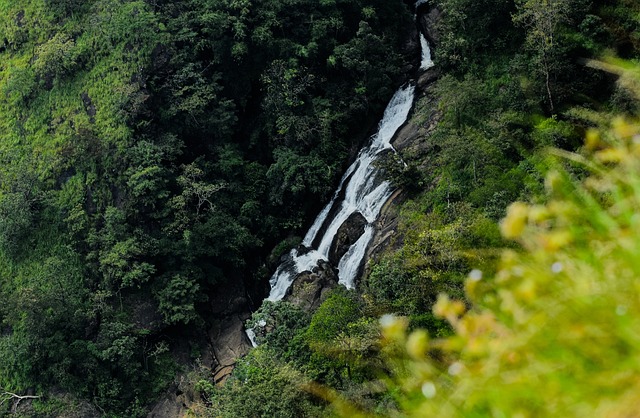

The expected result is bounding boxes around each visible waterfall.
[267,84,415,302]
[246,319,266,347]
[247,2,436,347]
[246,328,258,348]
[415,0,434,70]
[420,33,434,70]
[337,225,374,288]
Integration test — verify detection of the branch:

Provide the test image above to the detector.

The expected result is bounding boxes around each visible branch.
[0,389,41,411]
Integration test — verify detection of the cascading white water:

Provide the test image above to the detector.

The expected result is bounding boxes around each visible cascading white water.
[246,319,266,347]
[246,328,258,347]
[302,161,358,246]
[266,84,416,301]
[420,33,434,70]
[337,225,374,288]
[414,0,434,70]
[248,2,436,346]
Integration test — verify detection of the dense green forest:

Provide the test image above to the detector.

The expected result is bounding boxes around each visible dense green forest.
[0,0,639,416]
[0,0,412,414]
[203,0,640,417]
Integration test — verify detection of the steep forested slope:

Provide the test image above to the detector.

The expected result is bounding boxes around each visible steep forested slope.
[0,0,413,414]
[200,0,640,417]
[0,0,638,416]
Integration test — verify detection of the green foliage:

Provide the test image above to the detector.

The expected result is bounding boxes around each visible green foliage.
[32,33,79,84]
[267,148,333,205]
[209,289,383,416]
[208,348,322,418]
[513,0,584,111]
[375,152,423,193]
[351,64,640,418]
[434,0,520,72]
[297,288,384,386]
[246,301,310,355]
[364,202,500,332]
[0,0,636,414]
[324,3,640,416]
[306,288,362,346]
[0,191,34,258]
[205,347,324,418]
[156,274,201,325]
[0,0,413,414]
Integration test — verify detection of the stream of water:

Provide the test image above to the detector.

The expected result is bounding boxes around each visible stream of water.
[420,33,434,70]
[246,6,434,347]
[267,84,415,302]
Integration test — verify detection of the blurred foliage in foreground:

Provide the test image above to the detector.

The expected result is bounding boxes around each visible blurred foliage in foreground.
[353,61,640,417]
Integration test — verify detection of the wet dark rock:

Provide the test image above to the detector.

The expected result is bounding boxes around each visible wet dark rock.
[417,67,439,90]
[208,314,252,383]
[284,259,338,311]
[419,7,441,46]
[402,21,421,74]
[362,189,405,281]
[296,244,313,256]
[329,212,368,265]
[392,119,421,152]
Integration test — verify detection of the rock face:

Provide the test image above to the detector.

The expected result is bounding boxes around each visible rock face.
[148,391,190,418]
[362,189,405,282]
[207,278,253,384]
[402,18,421,75]
[284,259,339,311]
[208,315,253,382]
[14,392,100,418]
[419,7,441,46]
[147,277,253,418]
[328,212,368,265]
[149,4,443,417]
[417,67,439,91]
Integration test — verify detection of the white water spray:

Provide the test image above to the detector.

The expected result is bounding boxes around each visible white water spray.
[246,319,266,348]
[267,84,415,301]
[420,33,434,70]
[247,2,436,346]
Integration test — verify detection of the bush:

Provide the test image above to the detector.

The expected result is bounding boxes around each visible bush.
[349,63,640,418]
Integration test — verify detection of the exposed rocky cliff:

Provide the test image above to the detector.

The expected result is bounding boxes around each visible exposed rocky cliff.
[148,279,253,418]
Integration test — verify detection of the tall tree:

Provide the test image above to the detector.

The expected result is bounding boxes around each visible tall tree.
[513,0,575,112]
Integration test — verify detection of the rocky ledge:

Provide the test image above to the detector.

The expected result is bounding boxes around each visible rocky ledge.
[284,259,339,311]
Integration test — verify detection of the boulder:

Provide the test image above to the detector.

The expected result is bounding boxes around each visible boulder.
[402,22,421,74]
[208,314,253,383]
[329,212,368,265]
[392,120,420,152]
[284,259,338,311]
[147,392,188,418]
[417,67,439,90]
[362,189,405,281]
